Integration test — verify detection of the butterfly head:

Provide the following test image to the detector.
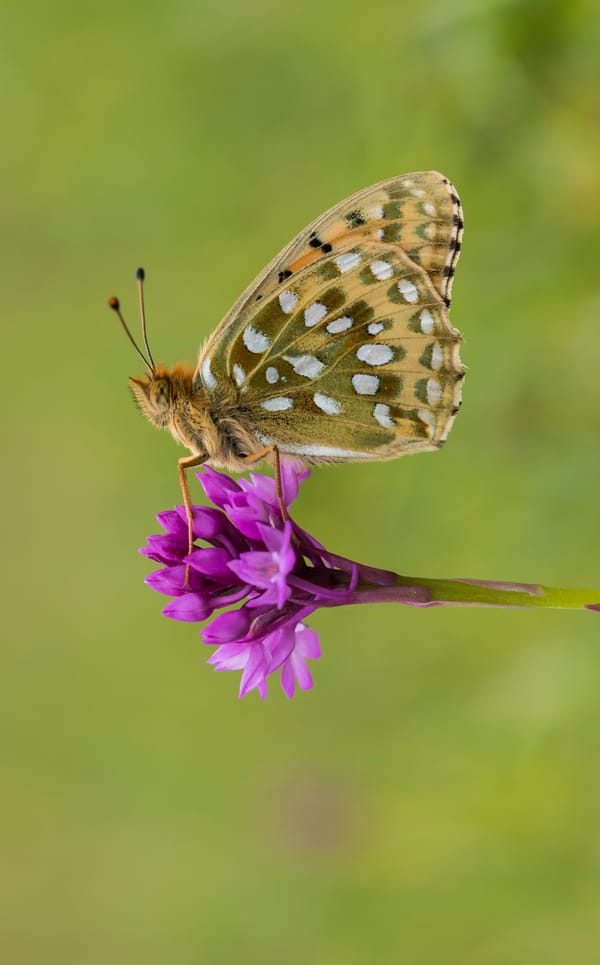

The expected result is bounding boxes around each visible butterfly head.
[129,362,226,465]
[109,273,202,439]
[129,369,171,428]
[128,364,194,430]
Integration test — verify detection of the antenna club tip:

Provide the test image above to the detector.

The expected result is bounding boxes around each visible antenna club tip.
[108,296,120,310]
[136,267,145,281]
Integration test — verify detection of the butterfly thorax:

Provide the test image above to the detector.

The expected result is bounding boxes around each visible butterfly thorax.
[129,363,260,470]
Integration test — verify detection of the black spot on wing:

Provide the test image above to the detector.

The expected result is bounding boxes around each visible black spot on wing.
[346,209,366,228]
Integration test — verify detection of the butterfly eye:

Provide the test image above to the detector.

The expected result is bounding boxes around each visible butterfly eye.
[150,379,171,412]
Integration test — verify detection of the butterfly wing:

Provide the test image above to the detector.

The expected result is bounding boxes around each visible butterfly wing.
[196,172,464,462]
[212,172,462,322]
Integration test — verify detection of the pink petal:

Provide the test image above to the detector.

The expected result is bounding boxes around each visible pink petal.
[156,510,188,536]
[197,466,241,507]
[239,644,270,698]
[291,653,314,691]
[296,624,321,660]
[208,642,250,671]
[240,473,275,503]
[265,626,295,672]
[280,660,296,699]
[163,593,213,622]
[145,564,206,597]
[201,609,253,644]
[186,547,233,582]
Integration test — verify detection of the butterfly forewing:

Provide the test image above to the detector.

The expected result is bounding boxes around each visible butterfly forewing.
[208,171,462,331]
[196,171,464,463]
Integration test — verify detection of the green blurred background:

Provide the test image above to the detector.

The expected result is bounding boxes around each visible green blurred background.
[3,0,600,962]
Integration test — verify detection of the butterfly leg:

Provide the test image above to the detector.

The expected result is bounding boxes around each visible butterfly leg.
[243,444,287,522]
[178,453,208,587]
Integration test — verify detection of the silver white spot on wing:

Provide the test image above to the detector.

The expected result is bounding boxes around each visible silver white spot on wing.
[419,309,434,334]
[411,188,426,197]
[283,354,325,379]
[426,378,442,405]
[367,322,384,335]
[424,202,436,216]
[314,392,342,415]
[369,204,384,219]
[335,251,361,273]
[418,408,436,438]
[398,280,419,303]
[233,363,246,386]
[200,355,217,390]
[356,343,394,366]
[260,396,294,412]
[304,302,328,327]
[431,342,443,370]
[256,437,371,459]
[373,403,395,429]
[352,373,380,395]
[326,315,353,334]
[370,259,394,281]
[279,290,298,314]
[265,366,279,384]
[243,323,271,353]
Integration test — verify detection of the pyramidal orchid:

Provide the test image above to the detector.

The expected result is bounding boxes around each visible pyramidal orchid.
[140,463,600,700]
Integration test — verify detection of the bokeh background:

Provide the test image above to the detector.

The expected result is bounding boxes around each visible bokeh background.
[3,1,600,962]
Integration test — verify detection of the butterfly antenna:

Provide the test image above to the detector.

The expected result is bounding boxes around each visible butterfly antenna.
[108,294,154,373]
[135,267,156,371]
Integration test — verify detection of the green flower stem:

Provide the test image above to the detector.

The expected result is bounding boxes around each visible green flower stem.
[324,551,599,613]
[392,574,600,611]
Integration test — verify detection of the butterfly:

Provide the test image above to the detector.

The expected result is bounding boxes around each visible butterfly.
[110,171,464,558]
